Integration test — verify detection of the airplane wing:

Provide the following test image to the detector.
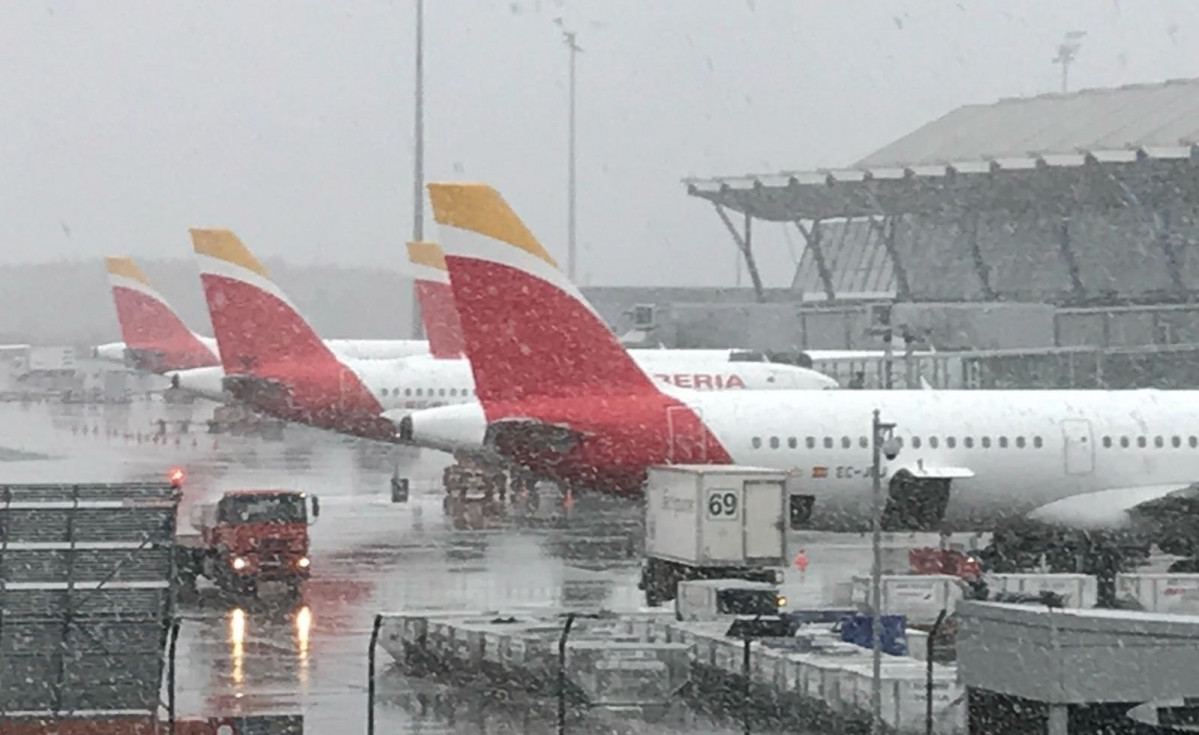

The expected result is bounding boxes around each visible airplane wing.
[1027,483,1199,530]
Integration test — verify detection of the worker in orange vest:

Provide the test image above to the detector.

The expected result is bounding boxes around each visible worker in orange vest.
[794,547,809,576]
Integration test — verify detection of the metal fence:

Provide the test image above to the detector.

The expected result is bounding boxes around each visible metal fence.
[0,482,180,721]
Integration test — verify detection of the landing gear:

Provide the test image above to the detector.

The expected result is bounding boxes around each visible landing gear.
[882,472,950,532]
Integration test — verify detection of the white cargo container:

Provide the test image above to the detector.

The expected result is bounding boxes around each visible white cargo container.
[1116,573,1199,614]
[987,573,1098,609]
[641,464,788,606]
[674,578,783,622]
[851,574,964,625]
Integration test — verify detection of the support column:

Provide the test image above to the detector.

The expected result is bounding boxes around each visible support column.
[1047,703,1069,735]
[872,216,911,301]
[964,212,996,299]
[714,203,766,302]
[1156,208,1187,297]
[794,219,836,302]
[1057,217,1086,301]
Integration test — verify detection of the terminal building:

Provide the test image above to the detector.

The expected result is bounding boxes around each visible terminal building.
[589,77,1199,390]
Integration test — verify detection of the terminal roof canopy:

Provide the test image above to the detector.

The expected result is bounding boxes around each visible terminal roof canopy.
[686,77,1199,222]
[685,78,1199,303]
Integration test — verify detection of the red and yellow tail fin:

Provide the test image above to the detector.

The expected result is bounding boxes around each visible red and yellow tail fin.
[406,240,465,359]
[428,182,659,403]
[190,228,339,375]
[104,255,217,370]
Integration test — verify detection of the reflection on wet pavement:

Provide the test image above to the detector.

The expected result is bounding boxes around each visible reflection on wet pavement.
[0,398,916,734]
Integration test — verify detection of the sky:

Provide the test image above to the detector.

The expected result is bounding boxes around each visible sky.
[5,0,1199,288]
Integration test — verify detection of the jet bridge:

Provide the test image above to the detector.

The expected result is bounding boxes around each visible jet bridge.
[0,482,180,730]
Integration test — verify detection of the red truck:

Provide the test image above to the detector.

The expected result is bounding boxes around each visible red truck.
[176,488,320,598]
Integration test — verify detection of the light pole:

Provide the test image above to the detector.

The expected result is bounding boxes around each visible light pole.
[1051,31,1086,94]
[410,0,426,339]
[870,409,898,735]
[559,24,582,282]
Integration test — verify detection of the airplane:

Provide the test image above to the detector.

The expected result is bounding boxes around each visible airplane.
[95,256,220,372]
[395,181,1199,560]
[93,254,434,375]
[176,229,839,441]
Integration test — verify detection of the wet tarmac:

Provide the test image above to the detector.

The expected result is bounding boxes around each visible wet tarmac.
[0,395,949,734]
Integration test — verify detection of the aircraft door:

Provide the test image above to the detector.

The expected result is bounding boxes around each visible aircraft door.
[666,406,707,463]
[1061,419,1094,475]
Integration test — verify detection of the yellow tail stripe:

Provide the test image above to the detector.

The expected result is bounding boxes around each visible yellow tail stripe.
[104,256,150,285]
[190,228,269,278]
[427,182,558,268]
[406,240,447,271]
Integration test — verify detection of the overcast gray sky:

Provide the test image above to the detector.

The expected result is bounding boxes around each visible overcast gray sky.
[5,0,1199,288]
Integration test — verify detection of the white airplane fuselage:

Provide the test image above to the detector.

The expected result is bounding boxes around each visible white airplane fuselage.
[691,387,1199,530]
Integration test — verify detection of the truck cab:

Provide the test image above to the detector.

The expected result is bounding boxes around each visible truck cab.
[180,489,320,598]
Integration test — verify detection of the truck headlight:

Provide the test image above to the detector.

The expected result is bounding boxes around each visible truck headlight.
[296,557,310,569]
[776,594,787,608]
[231,556,247,571]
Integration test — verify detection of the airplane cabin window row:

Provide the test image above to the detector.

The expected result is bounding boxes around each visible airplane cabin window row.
[1102,435,1199,449]
[379,387,475,398]
[750,434,1047,450]
[750,433,1199,451]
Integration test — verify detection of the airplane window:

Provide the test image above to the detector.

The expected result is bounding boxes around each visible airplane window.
[1016,437,1026,449]
[823,437,833,449]
[999,437,1008,448]
[1120,436,1129,448]
[1102,436,1111,448]
[912,437,922,449]
[964,437,974,449]
[1137,436,1147,448]
[1033,436,1043,449]
[752,437,761,449]
[449,388,457,397]
[770,436,779,449]
[841,436,851,449]
[1173,436,1181,448]
[981,436,991,448]
[1191,436,1198,449]
[859,436,868,449]
[946,437,956,449]
[1155,436,1164,448]
[895,437,904,448]
[405,388,412,397]
[381,388,389,396]
[788,437,797,449]
[439,388,446,397]
[929,437,939,449]
[416,388,423,396]
[806,437,815,449]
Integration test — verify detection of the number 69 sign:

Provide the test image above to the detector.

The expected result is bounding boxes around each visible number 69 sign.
[706,490,739,520]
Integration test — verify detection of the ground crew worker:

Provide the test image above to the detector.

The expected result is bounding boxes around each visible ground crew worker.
[794,547,809,576]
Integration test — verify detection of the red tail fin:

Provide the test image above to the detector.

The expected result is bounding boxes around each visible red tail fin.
[189,228,341,375]
[406,241,465,359]
[427,182,659,403]
[104,255,218,371]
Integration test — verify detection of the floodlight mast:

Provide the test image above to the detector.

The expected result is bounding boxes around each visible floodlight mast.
[1052,31,1086,94]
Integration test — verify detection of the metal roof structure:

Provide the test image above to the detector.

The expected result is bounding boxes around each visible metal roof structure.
[684,78,1199,304]
[0,483,180,724]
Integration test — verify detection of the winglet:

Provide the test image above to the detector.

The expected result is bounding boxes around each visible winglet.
[429,181,658,402]
[406,240,465,359]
